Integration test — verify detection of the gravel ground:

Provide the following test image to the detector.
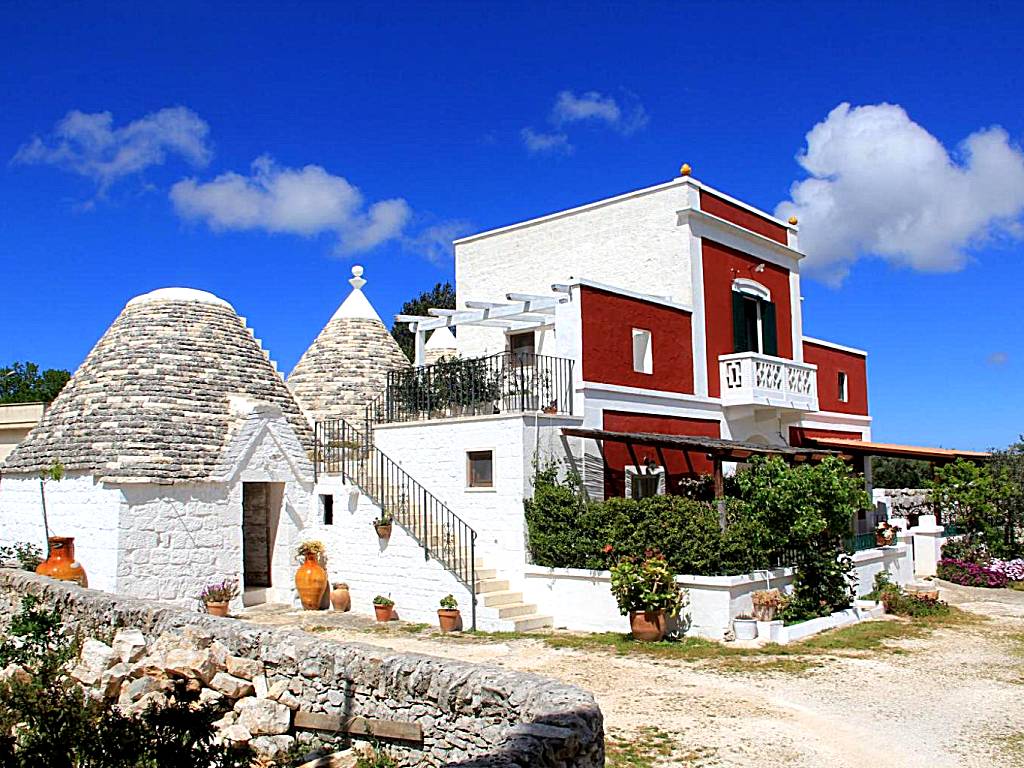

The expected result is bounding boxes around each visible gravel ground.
[243,581,1024,767]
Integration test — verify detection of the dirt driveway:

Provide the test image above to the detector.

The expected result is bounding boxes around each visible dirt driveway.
[244,583,1024,767]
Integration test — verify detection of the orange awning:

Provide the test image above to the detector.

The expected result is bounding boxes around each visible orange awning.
[803,438,990,463]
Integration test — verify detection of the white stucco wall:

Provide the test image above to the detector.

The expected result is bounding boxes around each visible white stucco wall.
[522,545,913,639]
[307,476,477,627]
[455,181,695,358]
[0,416,316,611]
[0,471,122,593]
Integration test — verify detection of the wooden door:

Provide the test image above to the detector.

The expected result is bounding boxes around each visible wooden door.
[242,483,271,587]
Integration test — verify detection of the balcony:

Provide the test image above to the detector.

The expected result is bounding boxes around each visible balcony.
[368,352,575,424]
[719,352,818,411]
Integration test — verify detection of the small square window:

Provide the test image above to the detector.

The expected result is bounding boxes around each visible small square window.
[632,329,652,374]
[321,494,334,525]
[838,372,849,403]
[467,450,494,488]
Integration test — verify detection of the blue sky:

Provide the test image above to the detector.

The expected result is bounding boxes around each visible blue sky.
[1,1,1021,451]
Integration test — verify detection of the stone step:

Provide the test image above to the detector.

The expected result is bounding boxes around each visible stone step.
[482,590,523,607]
[496,602,537,619]
[473,568,497,580]
[475,578,510,594]
[511,614,553,632]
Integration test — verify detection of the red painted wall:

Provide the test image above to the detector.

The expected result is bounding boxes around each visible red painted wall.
[701,240,793,397]
[580,285,694,394]
[788,426,865,446]
[601,410,721,497]
[699,191,789,245]
[802,341,869,415]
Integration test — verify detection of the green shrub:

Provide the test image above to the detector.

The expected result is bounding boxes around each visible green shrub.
[609,553,686,615]
[0,542,44,571]
[0,598,252,768]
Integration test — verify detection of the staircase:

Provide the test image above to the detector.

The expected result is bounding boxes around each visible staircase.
[314,417,552,632]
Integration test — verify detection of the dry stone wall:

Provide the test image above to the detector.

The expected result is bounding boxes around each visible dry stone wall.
[0,570,603,768]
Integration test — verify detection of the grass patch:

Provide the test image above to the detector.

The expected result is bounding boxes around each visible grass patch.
[398,622,431,634]
[1010,581,1024,592]
[605,727,677,768]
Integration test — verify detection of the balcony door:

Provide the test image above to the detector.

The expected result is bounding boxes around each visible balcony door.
[732,291,777,356]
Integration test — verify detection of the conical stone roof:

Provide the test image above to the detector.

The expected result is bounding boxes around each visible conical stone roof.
[287,266,409,423]
[2,288,313,484]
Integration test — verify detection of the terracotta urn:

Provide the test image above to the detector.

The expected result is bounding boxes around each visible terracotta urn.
[330,583,351,612]
[295,552,327,610]
[205,601,229,617]
[437,608,462,633]
[36,536,88,588]
[374,603,394,622]
[629,609,667,642]
[375,523,393,539]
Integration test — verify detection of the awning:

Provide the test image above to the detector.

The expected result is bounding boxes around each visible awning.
[803,438,991,463]
[561,427,839,463]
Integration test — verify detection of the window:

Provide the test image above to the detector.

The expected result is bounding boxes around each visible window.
[509,331,535,362]
[732,290,777,356]
[631,328,652,374]
[625,464,665,499]
[321,494,334,525]
[838,371,849,403]
[467,450,494,488]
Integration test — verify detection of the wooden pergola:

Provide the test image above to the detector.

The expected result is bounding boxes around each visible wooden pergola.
[801,437,991,465]
[561,427,839,524]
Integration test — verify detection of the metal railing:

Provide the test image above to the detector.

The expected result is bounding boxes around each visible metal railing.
[369,351,574,424]
[314,417,478,629]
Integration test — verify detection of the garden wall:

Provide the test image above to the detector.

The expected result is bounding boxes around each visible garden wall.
[523,544,913,640]
[0,569,603,768]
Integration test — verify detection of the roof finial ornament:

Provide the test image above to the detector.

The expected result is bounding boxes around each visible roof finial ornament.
[679,163,692,177]
[349,265,366,290]
[788,216,798,226]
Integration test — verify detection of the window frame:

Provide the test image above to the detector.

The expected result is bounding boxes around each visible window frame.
[466,449,495,490]
[624,464,666,499]
[837,371,849,403]
[631,328,653,374]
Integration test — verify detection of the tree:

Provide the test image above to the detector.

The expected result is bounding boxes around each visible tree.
[0,362,70,404]
[389,282,456,362]
[870,456,932,489]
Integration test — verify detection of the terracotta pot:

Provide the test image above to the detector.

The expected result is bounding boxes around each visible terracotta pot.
[375,523,392,539]
[330,583,351,612]
[437,608,462,633]
[294,552,327,610]
[629,609,667,642]
[205,601,229,617]
[876,531,895,547]
[374,603,394,622]
[36,536,88,588]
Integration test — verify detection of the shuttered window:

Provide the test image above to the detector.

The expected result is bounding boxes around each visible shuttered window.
[731,290,778,355]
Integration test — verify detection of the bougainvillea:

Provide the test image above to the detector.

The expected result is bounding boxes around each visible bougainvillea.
[937,558,1009,588]
[989,558,1024,582]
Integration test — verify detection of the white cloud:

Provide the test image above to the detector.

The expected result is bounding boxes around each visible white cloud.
[405,220,473,264]
[170,155,411,253]
[13,107,211,192]
[551,90,648,134]
[521,89,648,154]
[988,351,1009,366]
[521,127,573,155]
[776,103,1024,285]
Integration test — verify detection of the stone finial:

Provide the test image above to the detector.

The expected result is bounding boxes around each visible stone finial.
[788,216,798,226]
[349,265,366,291]
[679,163,692,177]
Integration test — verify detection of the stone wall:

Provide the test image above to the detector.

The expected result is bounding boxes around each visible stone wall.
[0,569,603,768]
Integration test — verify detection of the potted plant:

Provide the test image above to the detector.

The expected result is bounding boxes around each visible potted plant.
[373,594,395,622]
[875,521,898,547]
[437,594,461,632]
[295,540,328,610]
[609,552,686,642]
[733,613,758,641]
[330,581,351,612]
[198,579,239,617]
[373,513,393,539]
[751,589,784,622]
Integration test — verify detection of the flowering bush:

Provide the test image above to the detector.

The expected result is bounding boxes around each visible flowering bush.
[197,579,239,604]
[989,558,1024,581]
[937,558,1009,588]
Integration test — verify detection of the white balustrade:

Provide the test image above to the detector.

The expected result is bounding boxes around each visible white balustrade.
[719,352,818,411]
